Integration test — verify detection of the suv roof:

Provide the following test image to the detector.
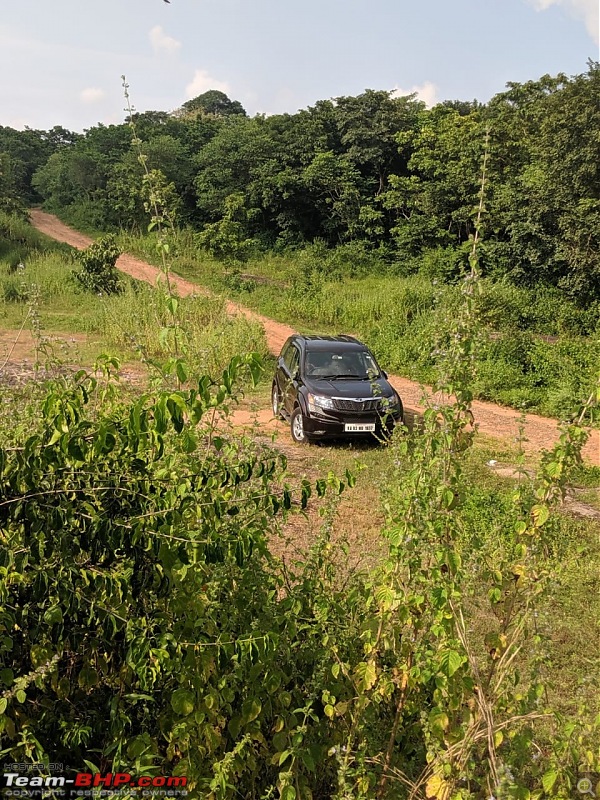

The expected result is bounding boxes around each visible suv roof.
[292,334,365,351]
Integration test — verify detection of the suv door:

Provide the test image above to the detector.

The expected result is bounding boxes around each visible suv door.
[281,343,301,416]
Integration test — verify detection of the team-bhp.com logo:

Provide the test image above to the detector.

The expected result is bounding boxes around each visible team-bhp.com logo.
[1,771,187,795]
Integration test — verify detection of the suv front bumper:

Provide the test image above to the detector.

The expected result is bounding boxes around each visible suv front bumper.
[303,408,403,439]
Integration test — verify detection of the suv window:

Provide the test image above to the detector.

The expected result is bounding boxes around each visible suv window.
[283,342,300,376]
[305,349,379,379]
[287,345,300,376]
[280,341,291,364]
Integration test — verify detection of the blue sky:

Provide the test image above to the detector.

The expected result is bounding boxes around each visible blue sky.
[1,0,598,131]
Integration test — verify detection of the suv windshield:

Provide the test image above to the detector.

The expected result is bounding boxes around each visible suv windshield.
[304,349,380,380]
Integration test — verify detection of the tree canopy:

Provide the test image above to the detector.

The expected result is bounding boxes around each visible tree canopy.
[3,67,600,300]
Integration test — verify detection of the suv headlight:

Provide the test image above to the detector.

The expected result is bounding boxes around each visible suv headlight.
[381,393,400,410]
[307,393,335,413]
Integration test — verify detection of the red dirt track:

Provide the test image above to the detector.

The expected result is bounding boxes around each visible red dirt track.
[29,209,599,465]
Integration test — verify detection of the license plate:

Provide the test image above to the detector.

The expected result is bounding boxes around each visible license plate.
[344,423,376,433]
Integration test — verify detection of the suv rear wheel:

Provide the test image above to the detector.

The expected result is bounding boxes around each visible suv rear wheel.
[290,407,308,444]
[271,382,283,420]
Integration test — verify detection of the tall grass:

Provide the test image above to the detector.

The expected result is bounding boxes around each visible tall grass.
[0,215,268,377]
[91,284,268,377]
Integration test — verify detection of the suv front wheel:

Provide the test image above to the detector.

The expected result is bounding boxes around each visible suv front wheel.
[290,407,309,444]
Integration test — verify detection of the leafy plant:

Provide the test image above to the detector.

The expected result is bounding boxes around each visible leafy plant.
[72,234,122,295]
[0,356,352,783]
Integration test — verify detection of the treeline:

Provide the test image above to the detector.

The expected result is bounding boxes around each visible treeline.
[1,64,599,301]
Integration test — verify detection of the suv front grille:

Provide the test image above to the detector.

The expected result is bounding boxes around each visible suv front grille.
[333,398,381,413]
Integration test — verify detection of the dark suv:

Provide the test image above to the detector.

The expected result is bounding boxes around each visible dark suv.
[272,334,403,444]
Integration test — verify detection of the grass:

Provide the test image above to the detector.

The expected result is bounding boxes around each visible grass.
[117,228,600,422]
[0,215,269,377]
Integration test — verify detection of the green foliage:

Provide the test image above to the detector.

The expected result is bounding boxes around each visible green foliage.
[0,359,360,793]
[1,125,599,798]
[12,63,599,300]
[72,234,122,295]
[196,192,254,263]
[179,90,247,119]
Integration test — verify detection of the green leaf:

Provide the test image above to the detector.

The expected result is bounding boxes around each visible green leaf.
[241,697,262,724]
[176,360,188,384]
[281,786,296,800]
[542,769,558,793]
[170,688,195,716]
[78,665,99,689]
[354,661,377,692]
[43,606,63,625]
[439,650,464,678]
[531,504,550,528]
[514,520,527,535]
[30,645,54,669]
[0,669,13,687]
[428,708,449,737]
[0,698,7,714]
[181,430,197,453]
[375,585,396,611]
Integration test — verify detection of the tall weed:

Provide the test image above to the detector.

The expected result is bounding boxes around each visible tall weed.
[91,282,268,377]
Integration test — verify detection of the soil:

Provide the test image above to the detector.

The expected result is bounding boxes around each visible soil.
[26,209,600,465]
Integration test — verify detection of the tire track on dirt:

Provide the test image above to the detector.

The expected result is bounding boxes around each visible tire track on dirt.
[28,209,599,464]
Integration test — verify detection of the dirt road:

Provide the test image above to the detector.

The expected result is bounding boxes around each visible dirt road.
[28,209,599,464]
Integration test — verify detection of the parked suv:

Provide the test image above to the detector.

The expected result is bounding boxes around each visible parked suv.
[272,334,403,444]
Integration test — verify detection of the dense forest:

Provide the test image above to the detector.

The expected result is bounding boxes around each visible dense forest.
[1,62,599,303]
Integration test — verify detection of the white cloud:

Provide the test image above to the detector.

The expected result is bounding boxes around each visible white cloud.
[391,81,439,108]
[527,0,599,44]
[149,25,182,55]
[80,87,106,104]
[185,69,230,99]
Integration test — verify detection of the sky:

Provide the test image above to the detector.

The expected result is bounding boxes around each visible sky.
[0,0,598,132]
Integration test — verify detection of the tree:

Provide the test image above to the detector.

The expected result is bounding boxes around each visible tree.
[179,90,246,119]
[333,89,424,197]
[72,234,122,294]
[196,192,254,261]
[482,65,600,299]
[381,105,484,261]
[301,151,362,242]
[193,116,276,223]
[0,125,77,204]
[0,152,26,216]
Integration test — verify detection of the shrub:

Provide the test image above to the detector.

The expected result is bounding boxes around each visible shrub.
[72,234,122,295]
[2,277,29,303]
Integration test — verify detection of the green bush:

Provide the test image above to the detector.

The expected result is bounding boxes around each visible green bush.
[476,280,600,336]
[2,276,29,303]
[72,234,122,295]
